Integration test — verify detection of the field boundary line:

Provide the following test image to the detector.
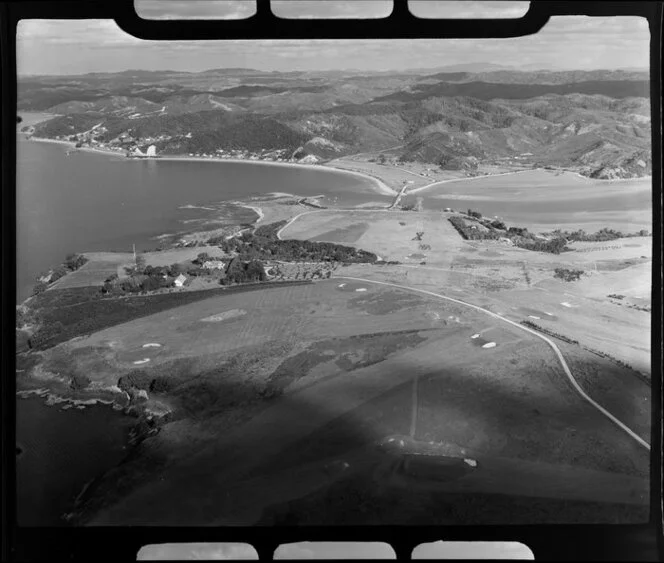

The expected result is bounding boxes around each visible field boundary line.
[334,275,650,451]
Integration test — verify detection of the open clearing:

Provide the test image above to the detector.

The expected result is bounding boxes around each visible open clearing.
[49,253,133,290]
[46,246,227,291]
[280,210,463,267]
[50,279,649,526]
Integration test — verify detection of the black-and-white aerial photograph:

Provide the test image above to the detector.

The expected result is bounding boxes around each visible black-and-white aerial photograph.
[15,0,651,543]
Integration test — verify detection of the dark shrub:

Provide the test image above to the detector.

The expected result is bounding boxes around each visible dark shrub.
[554,268,585,282]
[118,369,153,392]
[32,281,49,296]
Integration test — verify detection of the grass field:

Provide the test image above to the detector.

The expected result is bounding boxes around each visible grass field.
[281,210,464,267]
[45,247,228,291]
[44,278,649,526]
[48,253,133,290]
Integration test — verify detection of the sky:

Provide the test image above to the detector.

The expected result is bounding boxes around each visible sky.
[16,1,649,75]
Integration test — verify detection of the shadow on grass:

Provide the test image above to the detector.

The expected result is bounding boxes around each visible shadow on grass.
[67,354,649,529]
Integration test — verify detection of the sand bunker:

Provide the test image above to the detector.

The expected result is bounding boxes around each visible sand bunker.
[142,343,161,348]
[201,309,247,322]
[560,302,578,308]
[337,282,371,293]
[471,333,480,339]
[482,342,497,349]
[133,358,151,365]
[519,307,558,321]
[464,458,478,467]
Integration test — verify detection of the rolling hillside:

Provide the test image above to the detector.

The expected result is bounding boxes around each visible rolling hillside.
[21,68,651,178]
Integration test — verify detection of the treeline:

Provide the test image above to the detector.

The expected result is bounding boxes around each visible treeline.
[222,257,267,285]
[520,320,579,345]
[542,227,650,242]
[448,212,570,254]
[448,216,502,241]
[581,344,650,384]
[32,253,89,295]
[27,281,313,351]
[210,222,378,264]
[102,261,190,295]
[514,237,569,254]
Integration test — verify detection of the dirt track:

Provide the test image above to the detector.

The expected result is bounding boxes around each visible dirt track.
[336,275,650,451]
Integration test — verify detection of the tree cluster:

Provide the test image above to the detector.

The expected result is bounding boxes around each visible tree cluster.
[63,253,88,271]
[221,257,267,285]
[28,321,65,349]
[542,227,650,242]
[515,237,569,254]
[521,320,579,345]
[553,268,585,282]
[32,254,89,295]
[212,222,377,265]
[448,216,501,240]
[103,262,188,295]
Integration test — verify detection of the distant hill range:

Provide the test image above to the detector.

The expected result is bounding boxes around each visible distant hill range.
[20,68,651,179]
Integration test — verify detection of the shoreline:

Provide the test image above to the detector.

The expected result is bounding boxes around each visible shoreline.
[407,167,652,195]
[27,136,397,197]
[160,155,397,197]
[233,203,265,224]
[27,136,649,197]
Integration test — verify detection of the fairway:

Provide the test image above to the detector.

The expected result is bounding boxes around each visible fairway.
[50,279,650,526]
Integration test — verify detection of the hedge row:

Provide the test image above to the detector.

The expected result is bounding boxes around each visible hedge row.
[520,320,579,345]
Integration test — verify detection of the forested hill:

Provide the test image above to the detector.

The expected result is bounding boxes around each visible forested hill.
[20,67,651,179]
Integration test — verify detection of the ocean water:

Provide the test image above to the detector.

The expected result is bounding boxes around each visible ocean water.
[16,397,134,526]
[14,135,390,526]
[402,170,652,233]
[16,137,387,301]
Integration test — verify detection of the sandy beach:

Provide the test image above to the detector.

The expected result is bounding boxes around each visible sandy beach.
[233,203,265,224]
[27,137,127,159]
[158,155,397,197]
[27,137,397,197]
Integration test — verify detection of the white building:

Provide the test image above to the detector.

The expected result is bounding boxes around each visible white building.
[202,260,225,270]
[174,274,187,287]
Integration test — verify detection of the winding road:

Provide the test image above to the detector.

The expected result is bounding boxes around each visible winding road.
[334,275,651,452]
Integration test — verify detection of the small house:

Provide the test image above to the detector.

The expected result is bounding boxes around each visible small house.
[202,260,225,270]
[174,273,187,287]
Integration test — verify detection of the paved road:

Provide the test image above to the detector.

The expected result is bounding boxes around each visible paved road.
[335,275,651,451]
